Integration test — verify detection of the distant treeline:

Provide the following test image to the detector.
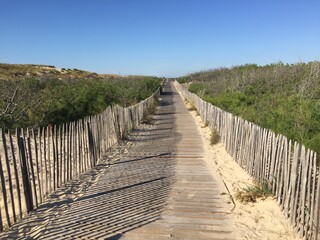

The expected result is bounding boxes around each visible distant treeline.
[0,76,161,129]
[178,61,320,153]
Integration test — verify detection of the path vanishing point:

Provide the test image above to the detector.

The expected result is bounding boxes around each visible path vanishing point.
[0,82,236,240]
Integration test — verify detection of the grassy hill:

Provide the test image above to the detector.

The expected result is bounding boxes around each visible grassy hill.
[178,61,320,153]
[0,64,161,129]
[0,63,104,80]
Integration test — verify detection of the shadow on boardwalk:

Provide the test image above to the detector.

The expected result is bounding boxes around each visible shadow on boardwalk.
[0,82,180,240]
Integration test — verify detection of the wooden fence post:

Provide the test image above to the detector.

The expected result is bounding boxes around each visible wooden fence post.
[17,130,33,213]
[1,129,16,223]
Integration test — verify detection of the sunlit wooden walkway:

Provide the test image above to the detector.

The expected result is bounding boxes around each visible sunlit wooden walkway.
[0,82,236,239]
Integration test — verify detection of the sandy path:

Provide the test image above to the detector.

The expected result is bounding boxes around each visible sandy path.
[180,97,301,240]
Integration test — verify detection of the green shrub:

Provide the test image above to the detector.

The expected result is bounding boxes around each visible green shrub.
[0,73,161,129]
[185,61,320,154]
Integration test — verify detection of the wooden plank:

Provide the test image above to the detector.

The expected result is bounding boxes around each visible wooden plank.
[69,122,73,181]
[60,124,64,185]
[52,125,57,191]
[269,133,277,188]
[309,153,317,238]
[280,136,287,209]
[97,115,101,159]
[47,126,52,194]
[299,147,308,237]
[69,122,73,180]
[292,144,303,227]
[274,135,282,197]
[81,120,87,172]
[8,130,22,219]
[26,129,38,208]
[87,121,95,168]
[37,128,44,202]
[0,155,11,227]
[32,129,42,205]
[73,121,77,178]
[276,135,285,205]
[43,127,48,197]
[1,129,16,223]
[74,121,78,177]
[78,120,82,175]
[55,125,59,189]
[17,130,33,213]
[304,150,314,237]
[66,123,70,182]
[59,124,63,187]
[313,167,320,240]
[273,135,282,194]
[238,119,245,167]
[0,193,3,231]
[261,129,269,182]
[82,120,87,171]
[283,140,292,217]
[56,124,60,188]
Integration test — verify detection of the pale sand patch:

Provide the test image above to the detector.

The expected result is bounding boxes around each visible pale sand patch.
[183,99,300,240]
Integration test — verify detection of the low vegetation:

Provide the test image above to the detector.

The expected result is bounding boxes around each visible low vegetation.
[186,102,197,111]
[210,129,220,145]
[235,180,273,203]
[0,64,161,129]
[142,98,159,124]
[179,61,320,153]
[0,63,104,81]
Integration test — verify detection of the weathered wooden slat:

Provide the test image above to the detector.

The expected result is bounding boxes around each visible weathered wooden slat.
[313,169,320,240]
[32,129,42,205]
[17,130,33,213]
[37,128,44,202]
[62,124,66,185]
[66,123,71,182]
[59,124,63,187]
[55,125,59,189]
[1,129,16,223]
[52,125,57,191]
[0,155,11,227]
[43,127,48,197]
[26,129,38,208]
[0,196,3,231]
[299,148,309,237]
[284,140,293,217]
[78,120,82,175]
[8,130,22,219]
[72,121,76,178]
[304,150,313,238]
[47,126,52,194]
[309,153,317,239]
[292,145,303,229]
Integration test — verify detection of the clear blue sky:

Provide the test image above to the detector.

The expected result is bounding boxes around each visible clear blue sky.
[1,0,319,77]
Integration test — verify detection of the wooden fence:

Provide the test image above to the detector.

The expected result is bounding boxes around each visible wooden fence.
[0,88,160,231]
[174,81,320,240]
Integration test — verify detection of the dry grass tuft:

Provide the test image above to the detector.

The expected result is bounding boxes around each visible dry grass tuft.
[210,129,220,145]
[187,104,197,111]
[235,180,272,203]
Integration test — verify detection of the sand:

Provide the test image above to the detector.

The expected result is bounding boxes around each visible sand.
[182,98,301,240]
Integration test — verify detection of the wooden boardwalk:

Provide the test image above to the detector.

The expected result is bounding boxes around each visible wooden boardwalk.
[0,82,236,239]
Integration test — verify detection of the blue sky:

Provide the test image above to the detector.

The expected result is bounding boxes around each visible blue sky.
[0,0,319,77]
